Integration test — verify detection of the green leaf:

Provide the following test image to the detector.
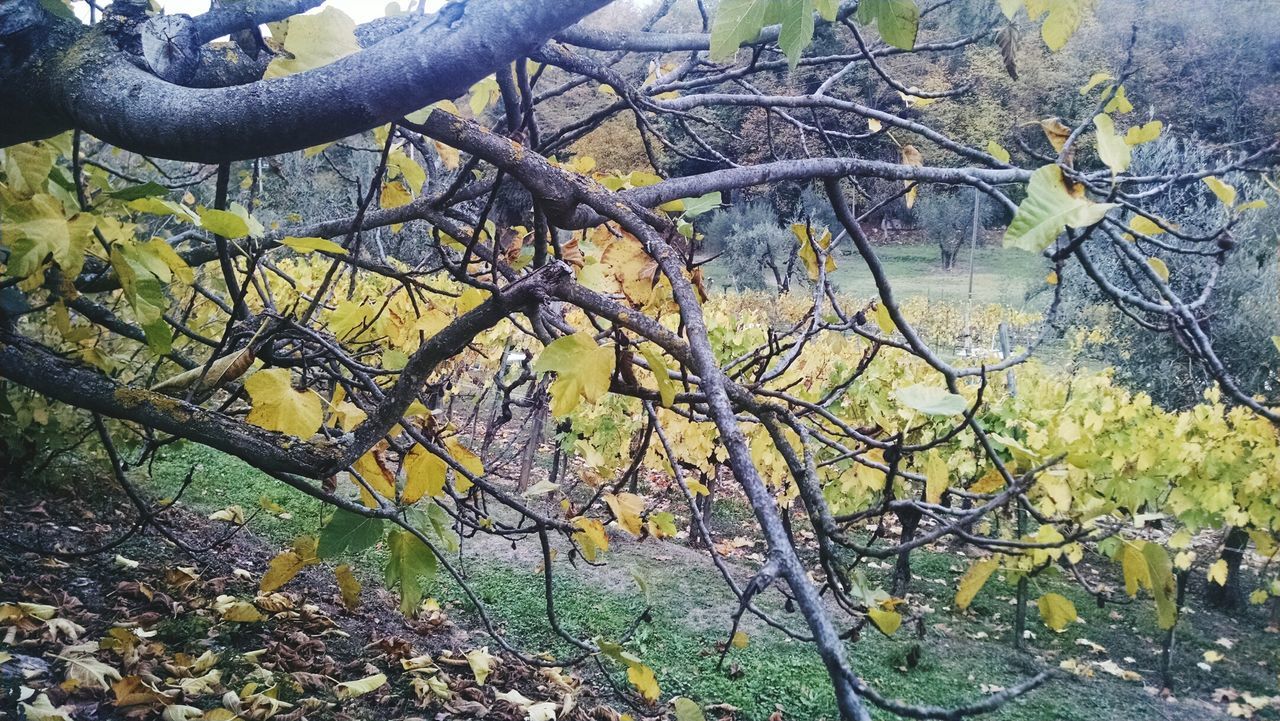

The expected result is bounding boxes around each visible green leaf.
[778,0,817,68]
[385,529,437,615]
[1036,592,1077,631]
[1004,165,1117,252]
[709,0,772,60]
[281,236,348,255]
[680,191,723,217]
[107,182,168,201]
[673,697,706,721]
[1272,336,1280,355]
[317,508,385,558]
[127,197,200,225]
[894,383,967,415]
[855,0,919,50]
[110,244,172,355]
[639,344,677,408]
[1,194,94,280]
[3,142,55,197]
[1092,114,1131,174]
[198,207,250,239]
[534,332,616,416]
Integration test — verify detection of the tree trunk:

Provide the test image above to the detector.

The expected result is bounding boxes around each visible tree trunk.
[892,506,922,596]
[1205,527,1249,611]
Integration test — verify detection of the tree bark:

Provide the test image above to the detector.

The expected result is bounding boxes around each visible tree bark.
[1206,527,1250,611]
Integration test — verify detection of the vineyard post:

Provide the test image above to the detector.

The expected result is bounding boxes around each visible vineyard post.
[1000,321,1030,650]
[1159,570,1191,688]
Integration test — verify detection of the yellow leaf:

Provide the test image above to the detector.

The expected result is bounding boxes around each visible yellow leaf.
[197,207,250,239]
[1203,176,1237,207]
[59,652,121,691]
[1250,589,1269,605]
[1040,117,1072,153]
[1103,84,1132,113]
[387,150,426,195]
[264,7,360,78]
[955,558,999,610]
[403,445,447,503]
[245,368,322,438]
[208,505,246,524]
[220,600,265,623]
[730,631,749,649]
[353,450,395,507]
[1093,114,1131,174]
[792,223,837,281]
[604,492,646,537]
[868,118,883,132]
[1128,215,1166,236]
[1208,559,1229,586]
[572,517,609,561]
[433,141,461,170]
[381,180,412,209]
[1045,271,1059,285]
[335,564,361,610]
[639,344,677,408]
[467,647,496,685]
[1119,542,1151,597]
[924,451,947,505]
[1079,71,1114,95]
[535,332,616,416]
[1125,120,1162,145]
[874,302,896,334]
[987,140,1011,164]
[901,145,923,208]
[626,662,660,702]
[867,608,902,636]
[1036,592,1077,631]
[335,673,387,700]
[259,536,317,594]
[444,437,483,493]
[1146,257,1170,283]
[281,236,347,255]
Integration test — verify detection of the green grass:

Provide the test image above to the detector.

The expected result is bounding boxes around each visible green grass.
[707,242,1049,309]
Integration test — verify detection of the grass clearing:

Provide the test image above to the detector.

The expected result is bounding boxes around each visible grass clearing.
[706,242,1050,309]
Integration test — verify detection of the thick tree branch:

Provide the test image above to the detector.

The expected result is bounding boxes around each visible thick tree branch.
[0,0,613,161]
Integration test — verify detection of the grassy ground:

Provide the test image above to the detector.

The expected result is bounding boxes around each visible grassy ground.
[706,242,1049,309]
[143,443,1276,721]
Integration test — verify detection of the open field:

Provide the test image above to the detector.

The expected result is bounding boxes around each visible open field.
[705,242,1051,309]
